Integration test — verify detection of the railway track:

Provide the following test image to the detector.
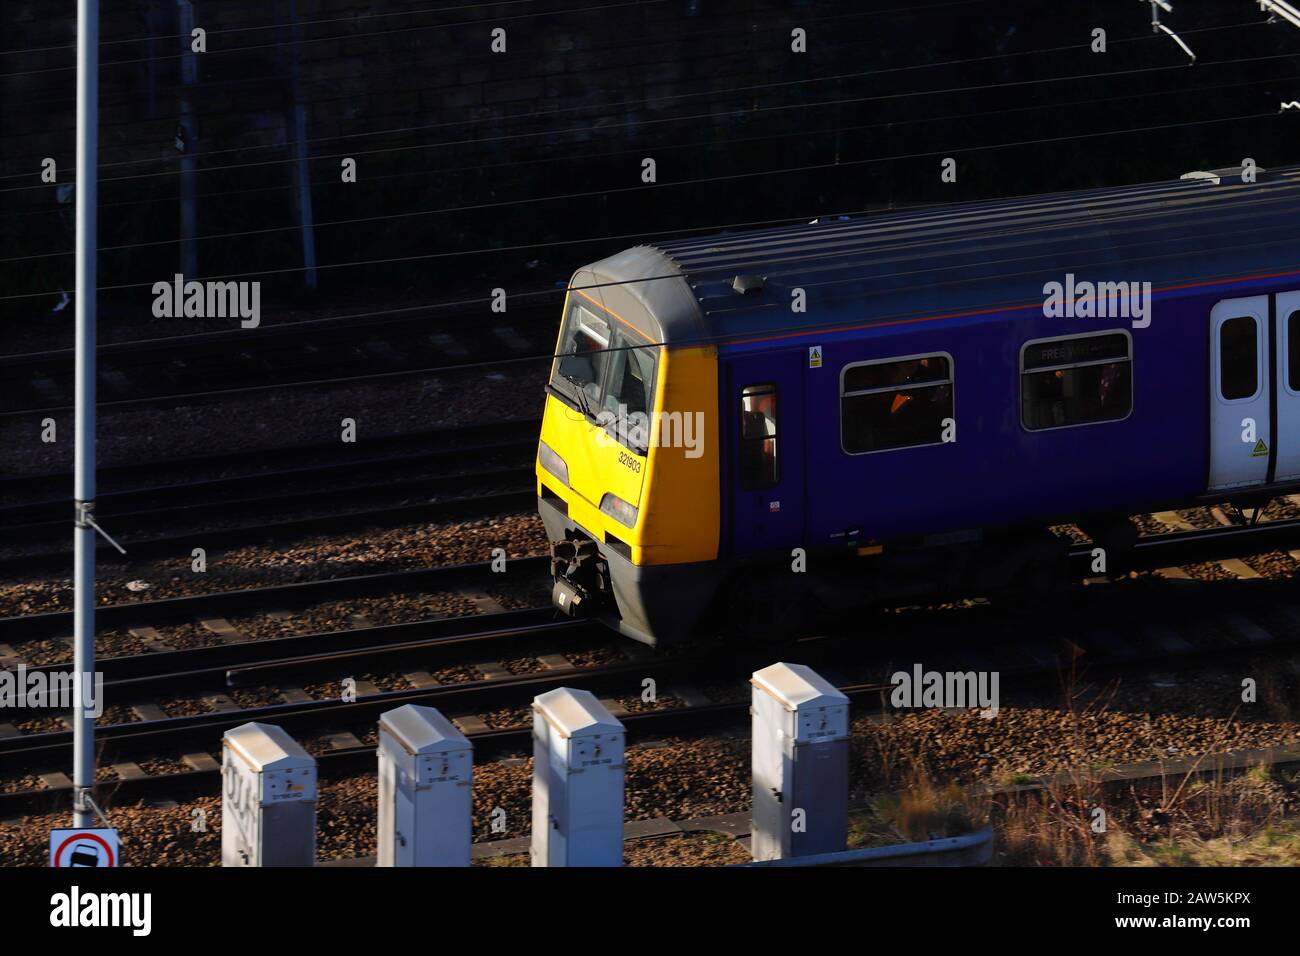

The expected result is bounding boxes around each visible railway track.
[0,419,542,573]
[0,512,1293,652]
[8,488,1288,582]
[2,488,1300,817]
[1087,510,1300,577]
[10,607,578,714]
[0,488,536,575]
[0,304,557,417]
[2,570,1299,816]
[0,418,540,511]
[0,555,552,643]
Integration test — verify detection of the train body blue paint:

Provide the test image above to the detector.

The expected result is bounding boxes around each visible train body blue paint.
[716,288,1211,550]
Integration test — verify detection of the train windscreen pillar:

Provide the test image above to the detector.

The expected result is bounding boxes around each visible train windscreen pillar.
[530,687,625,867]
[221,721,317,867]
[377,704,473,867]
[750,662,850,862]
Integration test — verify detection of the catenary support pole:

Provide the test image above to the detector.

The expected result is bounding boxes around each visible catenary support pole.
[177,0,198,280]
[289,0,317,290]
[72,0,99,829]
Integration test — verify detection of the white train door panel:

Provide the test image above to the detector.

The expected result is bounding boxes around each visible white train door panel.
[1277,291,1300,483]
[1208,296,1269,491]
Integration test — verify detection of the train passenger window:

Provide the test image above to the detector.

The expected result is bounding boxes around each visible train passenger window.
[1219,316,1258,401]
[1288,311,1300,392]
[840,354,953,454]
[739,384,778,488]
[1021,331,1132,431]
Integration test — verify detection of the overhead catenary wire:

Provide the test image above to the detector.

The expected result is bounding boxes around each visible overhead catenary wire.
[8,49,1296,224]
[0,0,547,55]
[8,71,1296,262]
[1,0,1005,131]
[1,15,1282,178]
[0,0,667,78]
[6,49,1297,197]
[0,0,997,78]
[0,0,989,57]
[4,7,1293,316]
[7,170,1298,379]
[16,168,1233,324]
[3,14,1274,166]
[90,21,1297,169]
[21,222,1294,391]
[1,111,1289,303]
[3,68,1289,229]
[6,37,1290,224]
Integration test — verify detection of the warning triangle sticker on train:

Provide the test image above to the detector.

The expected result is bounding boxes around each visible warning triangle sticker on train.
[1252,439,1269,457]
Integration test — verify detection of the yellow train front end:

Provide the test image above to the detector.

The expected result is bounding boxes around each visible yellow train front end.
[536,284,720,646]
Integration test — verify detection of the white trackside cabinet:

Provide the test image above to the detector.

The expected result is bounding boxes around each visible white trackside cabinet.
[377,704,473,867]
[750,662,850,862]
[530,687,625,867]
[221,722,317,867]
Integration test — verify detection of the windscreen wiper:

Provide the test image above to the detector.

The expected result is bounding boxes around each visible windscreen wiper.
[560,374,597,423]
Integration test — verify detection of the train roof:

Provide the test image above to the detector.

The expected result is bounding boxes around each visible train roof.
[569,164,1300,348]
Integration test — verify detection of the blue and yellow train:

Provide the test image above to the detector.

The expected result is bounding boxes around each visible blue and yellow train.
[536,165,1300,645]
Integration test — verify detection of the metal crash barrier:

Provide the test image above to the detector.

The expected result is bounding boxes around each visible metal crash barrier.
[734,826,995,867]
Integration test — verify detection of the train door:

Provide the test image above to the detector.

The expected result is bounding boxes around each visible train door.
[1275,291,1300,483]
[1208,296,1269,491]
[726,351,806,553]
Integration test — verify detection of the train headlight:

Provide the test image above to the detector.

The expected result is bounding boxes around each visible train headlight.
[538,441,569,486]
[599,493,638,528]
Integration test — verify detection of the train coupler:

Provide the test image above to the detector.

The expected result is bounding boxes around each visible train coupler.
[551,577,586,616]
[549,536,611,615]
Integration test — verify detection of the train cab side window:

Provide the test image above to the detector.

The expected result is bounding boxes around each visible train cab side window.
[1288,311,1300,393]
[602,337,656,421]
[1021,332,1132,431]
[1219,316,1258,401]
[598,332,658,453]
[840,355,953,454]
[739,384,778,489]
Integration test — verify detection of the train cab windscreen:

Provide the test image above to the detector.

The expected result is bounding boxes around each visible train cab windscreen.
[554,302,612,411]
[552,299,658,452]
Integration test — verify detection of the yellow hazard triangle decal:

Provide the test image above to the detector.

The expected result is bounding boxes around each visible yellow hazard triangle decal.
[1252,439,1269,457]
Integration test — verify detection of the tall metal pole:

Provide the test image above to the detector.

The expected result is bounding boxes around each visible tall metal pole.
[289,0,317,290]
[73,0,98,829]
[177,0,198,280]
